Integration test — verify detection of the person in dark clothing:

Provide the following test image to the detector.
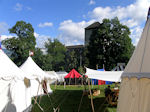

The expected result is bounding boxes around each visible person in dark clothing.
[104,85,112,97]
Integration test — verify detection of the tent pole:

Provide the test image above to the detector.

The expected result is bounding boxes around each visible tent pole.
[69,77,71,86]
[39,83,43,104]
[34,82,41,105]
[88,79,95,112]
[64,81,66,89]
[33,97,44,112]
[82,77,83,86]
[55,80,57,90]
[91,79,93,88]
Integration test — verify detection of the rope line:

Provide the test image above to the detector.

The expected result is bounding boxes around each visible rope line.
[78,91,84,112]
[33,97,44,112]
[44,91,69,112]
[96,97,109,112]
[42,85,55,110]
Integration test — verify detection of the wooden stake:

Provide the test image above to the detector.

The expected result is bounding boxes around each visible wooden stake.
[91,79,93,88]
[88,79,95,112]
[64,81,66,89]
[75,78,76,86]
[34,83,41,105]
[69,77,71,86]
[55,80,57,90]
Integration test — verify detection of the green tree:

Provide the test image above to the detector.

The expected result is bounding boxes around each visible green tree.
[65,50,78,72]
[82,47,89,68]
[33,48,53,71]
[45,39,66,71]
[78,66,85,74]
[65,46,88,72]
[2,21,36,66]
[87,17,134,70]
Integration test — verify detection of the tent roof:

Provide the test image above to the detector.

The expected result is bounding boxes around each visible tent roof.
[0,49,25,79]
[56,71,68,76]
[64,69,82,78]
[45,71,59,79]
[85,67,122,82]
[20,57,51,79]
[122,13,150,78]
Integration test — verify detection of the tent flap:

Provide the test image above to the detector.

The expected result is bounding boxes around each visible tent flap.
[85,67,122,82]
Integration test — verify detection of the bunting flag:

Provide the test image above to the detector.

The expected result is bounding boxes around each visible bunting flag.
[29,50,34,56]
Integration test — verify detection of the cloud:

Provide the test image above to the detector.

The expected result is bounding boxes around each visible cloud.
[0,35,13,49]
[58,0,150,46]
[0,22,9,35]
[89,0,149,23]
[34,32,39,38]
[14,3,32,11]
[0,32,50,48]
[130,26,143,46]
[122,19,138,28]
[89,0,95,5]
[34,32,51,48]
[58,20,95,45]
[26,7,32,11]
[38,22,53,28]
[14,3,23,11]
[0,35,13,41]
[88,0,150,45]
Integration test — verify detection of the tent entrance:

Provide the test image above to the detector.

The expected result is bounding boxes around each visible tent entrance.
[42,80,47,94]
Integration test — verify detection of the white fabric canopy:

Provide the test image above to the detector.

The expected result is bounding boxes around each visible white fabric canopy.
[45,71,59,84]
[0,50,25,80]
[20,57,52,81]
[56,71,68,82]
[20,57,53,96]
[85,67,123,82]
[45,71,59,80]
[0,50,31,112]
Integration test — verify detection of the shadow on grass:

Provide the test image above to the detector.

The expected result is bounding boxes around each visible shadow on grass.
[32,88,116,112]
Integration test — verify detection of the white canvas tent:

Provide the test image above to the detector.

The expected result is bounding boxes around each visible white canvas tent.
[45,71,59,84]
[117,9,150,112]
[85,67,122,82]
[0,49,32,112]
[20,57,53,97]
[56,71,68,82]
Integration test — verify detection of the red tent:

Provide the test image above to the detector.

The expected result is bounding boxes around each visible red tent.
[65,69,82,78]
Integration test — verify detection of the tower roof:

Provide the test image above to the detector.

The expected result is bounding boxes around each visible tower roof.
[85,22,100,29]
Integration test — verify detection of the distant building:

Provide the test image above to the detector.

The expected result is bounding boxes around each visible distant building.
[66,45,84,51]
[85,22,100,45]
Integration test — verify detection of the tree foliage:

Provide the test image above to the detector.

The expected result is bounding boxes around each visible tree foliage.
[45,39,66,71]
[87,17,134,70]
[64,46,88,72]
[2,21,36,66]
[65,50,78,72]
[33,48,53,71]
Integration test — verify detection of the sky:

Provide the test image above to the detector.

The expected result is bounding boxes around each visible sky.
[0,0,149,48]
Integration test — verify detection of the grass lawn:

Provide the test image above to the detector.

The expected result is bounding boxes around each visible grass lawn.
[31,84,117,112]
